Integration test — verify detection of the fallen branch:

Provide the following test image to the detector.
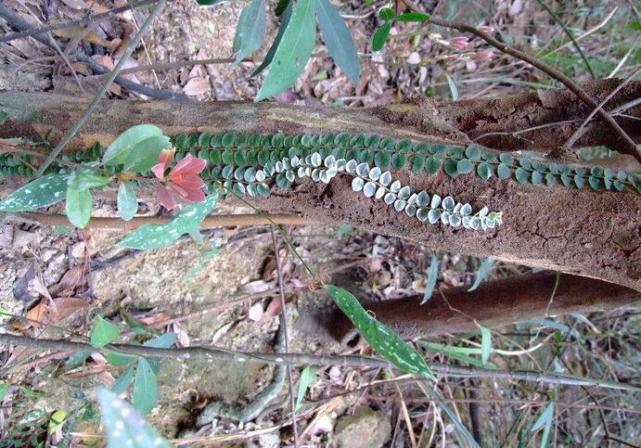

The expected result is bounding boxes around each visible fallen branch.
[320,272,640,342]
[0,333,637,391]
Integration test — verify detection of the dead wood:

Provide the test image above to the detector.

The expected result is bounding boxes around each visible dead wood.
[1,90,641,291]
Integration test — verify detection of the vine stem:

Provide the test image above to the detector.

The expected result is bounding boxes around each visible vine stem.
[15,212,313,230]
[271,227,300,448]
[0,333,638,392]
[401,0,641,162]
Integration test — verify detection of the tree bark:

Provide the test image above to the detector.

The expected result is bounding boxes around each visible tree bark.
[315,272,640,342]
[1,90,641,291]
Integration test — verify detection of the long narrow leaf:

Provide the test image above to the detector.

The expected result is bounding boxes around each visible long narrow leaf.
[421,253,439,304]
[325,285,434,378]
[233,0,267,64]
[316,0,360,82]
[96,388,171,448]
[531,402,555,448]
[255,0,317,100]
[133,358,158,415]
[468,258,494,291]
[252,1,293,76]
[480,326,491,366]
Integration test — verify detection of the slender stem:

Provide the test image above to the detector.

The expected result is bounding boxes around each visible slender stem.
[563,67,641,151]
[34,0,168,176]
[1,333,638,392]
[271,227,300,448]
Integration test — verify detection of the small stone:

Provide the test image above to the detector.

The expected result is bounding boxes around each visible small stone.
[334,407,391,448]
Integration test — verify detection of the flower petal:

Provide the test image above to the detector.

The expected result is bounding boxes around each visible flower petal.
[170,154,207,178]
[159,149,176,166]
[171,174,205,190]
[156,184,179,211]
[169,183,205,203]
[151,162,166,180]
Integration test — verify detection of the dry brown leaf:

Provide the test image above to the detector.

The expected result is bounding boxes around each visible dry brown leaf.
[52,266,85,295]
[262,298,283,322]
[52,27,113,48]
[183,77,211,96]
[26,299,51,326]
[50,297,90,322]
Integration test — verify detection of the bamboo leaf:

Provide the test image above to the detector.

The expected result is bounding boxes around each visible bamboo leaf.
[480,326,491,366]
[325,285,434,378]
[233,0,267,64]
[255,0,317,101]
[531,402,555,448]
[316,0,360,82]
[252,0,293,76]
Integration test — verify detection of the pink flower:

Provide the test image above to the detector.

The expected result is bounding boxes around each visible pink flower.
[477,25,494,35]
[151,150,207,211]
[449,36,470,51]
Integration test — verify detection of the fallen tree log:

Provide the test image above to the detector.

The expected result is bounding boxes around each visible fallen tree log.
[316,272,640,341]
[1,89,640,291]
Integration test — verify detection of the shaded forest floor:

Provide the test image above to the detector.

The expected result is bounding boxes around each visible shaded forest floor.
[1,0,641,446]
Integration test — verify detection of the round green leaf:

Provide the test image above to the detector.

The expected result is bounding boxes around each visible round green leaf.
[456,159,474,175]
[477,162,492,180]
[497,163,511,180]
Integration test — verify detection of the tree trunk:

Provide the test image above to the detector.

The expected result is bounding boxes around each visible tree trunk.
[1,89,641,291]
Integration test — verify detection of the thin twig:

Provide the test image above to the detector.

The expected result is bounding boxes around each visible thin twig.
[563,67,641,151]
[16,212,313,231]
[0,0,159,43]
[271,227,300,448]
[34,0,168,176]
[400,0,641,161]
[1,333,639,392]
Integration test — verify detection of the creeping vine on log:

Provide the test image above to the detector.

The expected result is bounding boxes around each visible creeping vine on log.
[1,90,641,292]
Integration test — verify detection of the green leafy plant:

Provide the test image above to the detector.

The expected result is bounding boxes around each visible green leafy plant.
[204,0,360,100]
[88,316,176,415]
[372,7,430,51]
